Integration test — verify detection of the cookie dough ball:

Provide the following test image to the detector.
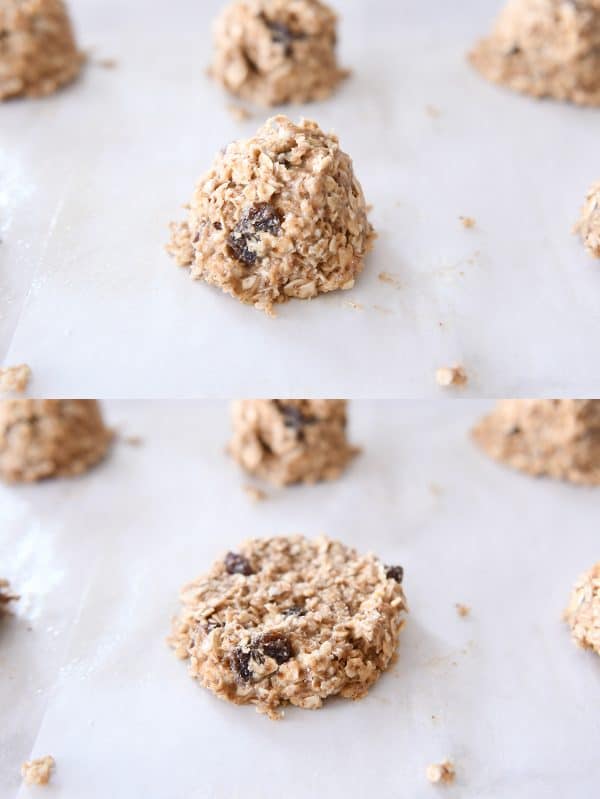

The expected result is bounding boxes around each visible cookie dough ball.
[473,400,600,485]
[229,399,359,485]
[0,0,84,101]
[169,535,407,719]
[469,0,600,106]
[0,400,112,483]
[564,562,600,656]
[574,182,600,258]
[167,115,374,314]
[211,0,348,106]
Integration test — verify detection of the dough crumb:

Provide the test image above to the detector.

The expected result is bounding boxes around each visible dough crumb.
[564,562,599,656]
[21,755,55,786]
[426,759,456,785]
[243,484,268,502]
[230,400,359,486]
[469,0,600,107]
[459,216,476,229]
[0,364,31,394]
[123,435,143,447]
[96,57,118,69]
[436,365,468,388]
[455,603,471,618]
[169,534,407,719]
[211,0,348,106]
[473,400,600,485]
[378,271,401,288]
[574,181,600,258]
[0,400,113,484]
[228,104,252,122]
[344,300,364,311]
[0,578,19,611]
[0,0,84,101]
[425,104,441,118]
[167,116,374,314]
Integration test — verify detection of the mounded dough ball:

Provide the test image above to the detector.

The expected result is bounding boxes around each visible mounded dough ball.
[0,399,112,483]
[564,562,600,656]
[211,0,348,106]
[469,0,600,106]
[229,399,359,485]
[169,535,407,719]
[472,399,600,485]
[574,181,600,258]
[167,115,375,314]
[0,0,84,101]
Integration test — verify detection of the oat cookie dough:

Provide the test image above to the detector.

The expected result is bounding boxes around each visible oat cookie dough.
[21,755,55,786]
[229,399,359,485]
[473,400,600,485]
[574,182,600,258]
[211,0,348,107]
[0,399,112,483]
[564,562,600,655]
[169,535,407,719]
[167,115,374,315]
[0,0,84,101]
[470,0,600,106]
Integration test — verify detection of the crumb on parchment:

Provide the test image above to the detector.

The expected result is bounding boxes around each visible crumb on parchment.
[426,759,456,785]
[456,603,470,618]
[243,484,268,502]
[0,578,19,611]
[460,216,476,229]
[21,756,55,786]
[435,365,468,388]
[0,364,31,393]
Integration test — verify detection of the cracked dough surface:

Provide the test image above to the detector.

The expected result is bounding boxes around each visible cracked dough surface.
[574,181,600,257]
[169,535,407,719]
[0,399,112,483]
[229,399,359,485]
[167,115,374,315]
[211,0,347,106]
[564,562,600,656]
[0,0,84,101]
[470,0,600,106]
[473,400,600,485]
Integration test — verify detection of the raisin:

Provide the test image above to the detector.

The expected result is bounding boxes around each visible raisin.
[228,203,282,266]
[275,401,316,435]
[257,632,293,664]
[204,617,222,633]
[508,425,522,436]
[259,13,305,57]
[224,552,254,576]
[282,605,306,618]
[213,221,223,230]
[230,647,252,682]
[385,565,404,584]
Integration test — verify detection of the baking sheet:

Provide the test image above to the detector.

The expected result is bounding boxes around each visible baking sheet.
[1,0,600,397]
[2,400,598,798]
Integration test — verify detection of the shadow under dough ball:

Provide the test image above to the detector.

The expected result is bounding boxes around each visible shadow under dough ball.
[210,0,348,106]
[0,399,112,483]
[167,115,375,315]
[228,399,360,485]
[469,0,600,106]
[472,399,600,486]
[0,0,84,101]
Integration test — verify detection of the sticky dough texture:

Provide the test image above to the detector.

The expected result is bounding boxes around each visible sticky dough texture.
[167,115,374,314]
